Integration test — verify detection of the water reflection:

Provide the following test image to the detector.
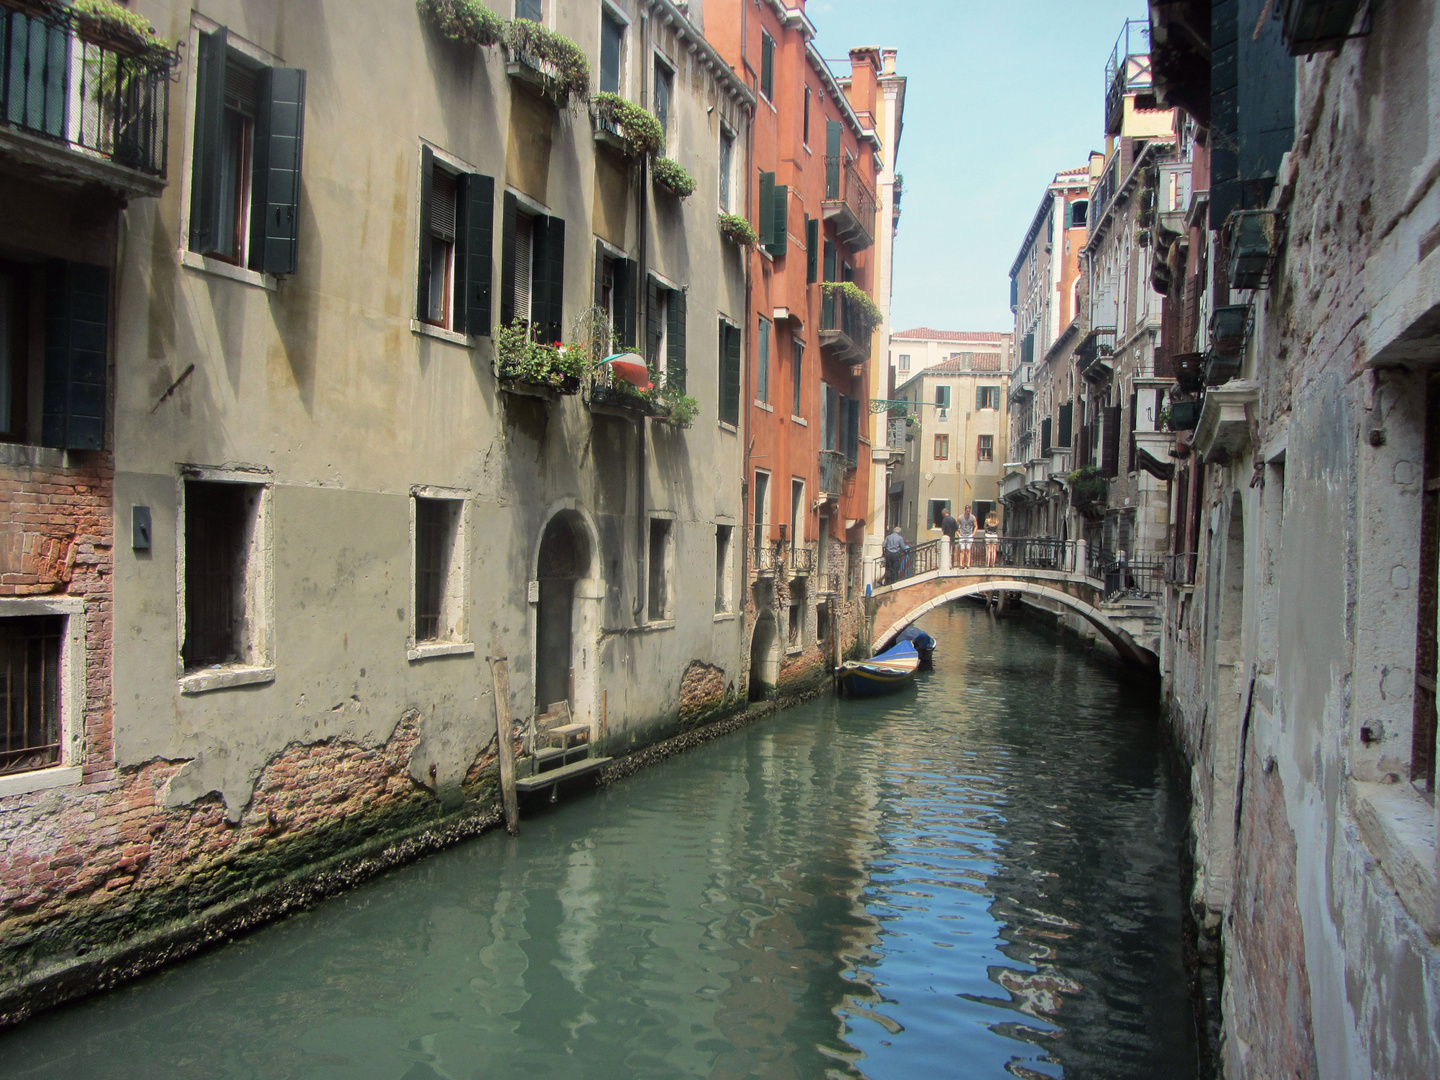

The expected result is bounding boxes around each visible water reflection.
[0,603,1195,1079]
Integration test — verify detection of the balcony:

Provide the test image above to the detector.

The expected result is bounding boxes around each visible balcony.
[1009,363,1035,401]
[819,450,847,498]
[1104,18,1154,137]
[822,156,876,251]
[819,287,872,363]
[0,1,177,199]
[1077,327,1117,380]
[1205,304,1250,385]
[1226,209,1287,290]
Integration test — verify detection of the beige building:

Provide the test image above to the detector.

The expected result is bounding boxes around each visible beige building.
[888,349,1010,541]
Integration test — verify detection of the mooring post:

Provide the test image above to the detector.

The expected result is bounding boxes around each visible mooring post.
[489,656,520,835]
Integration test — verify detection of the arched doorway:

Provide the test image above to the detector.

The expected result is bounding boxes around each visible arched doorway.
[749,609,778,701]
[535,512,591,713]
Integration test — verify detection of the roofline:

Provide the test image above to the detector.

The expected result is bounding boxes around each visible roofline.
[649,0,757,110]
[1007,169,1094,279]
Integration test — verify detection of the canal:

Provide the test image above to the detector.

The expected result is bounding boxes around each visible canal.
[0,603,1198,1079]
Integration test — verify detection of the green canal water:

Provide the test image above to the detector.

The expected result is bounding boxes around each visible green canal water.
[1,603,1198,1079]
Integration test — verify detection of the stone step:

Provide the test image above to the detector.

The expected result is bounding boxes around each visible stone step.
[514,756,613,793]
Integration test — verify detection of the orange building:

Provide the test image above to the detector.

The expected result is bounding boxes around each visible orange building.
[707,0,883,693]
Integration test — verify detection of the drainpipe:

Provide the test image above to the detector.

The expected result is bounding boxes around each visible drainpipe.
[740,2,755,581]
[634,10,653,623]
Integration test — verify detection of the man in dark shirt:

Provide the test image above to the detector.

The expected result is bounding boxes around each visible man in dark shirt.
[940,508,959,564]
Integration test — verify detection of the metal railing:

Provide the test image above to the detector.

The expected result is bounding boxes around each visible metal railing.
[0,2,176,179]
[823,155,877,244]
[1090,548,1166,600]
[820,288,873,359]
[875,536,1088,585]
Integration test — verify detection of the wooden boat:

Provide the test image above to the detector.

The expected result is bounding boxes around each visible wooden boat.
[897,626,936,669]
[839,639,921,696]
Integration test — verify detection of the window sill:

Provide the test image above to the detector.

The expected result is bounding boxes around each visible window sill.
[713,611,736,622]
[790,415,807,426]
[1353,779,1439,939]
[641,619,676,632]
[410,320,474,347]
[408,641,476,662]
[0,764,83,799]
[180,665,276,695]
[0,443,69,468]
[786,644,804,656]
[754,400,774,413]
[718,421,737,434]
[180,250,277,291]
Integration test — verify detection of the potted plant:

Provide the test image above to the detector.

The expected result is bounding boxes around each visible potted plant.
[69,0,172,60]
[718,212,758,248]
[590,92,663,157]
[652,379,699,427]
[416,0,504,47]
[495,320,585,393]
[1066,464,1108,506]
[1167,398,1202,431]
[502,17,589,106]
[653,157,696,198]
[821,281,883,335]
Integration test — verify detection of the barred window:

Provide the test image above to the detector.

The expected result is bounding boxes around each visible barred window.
[0,616,62,776]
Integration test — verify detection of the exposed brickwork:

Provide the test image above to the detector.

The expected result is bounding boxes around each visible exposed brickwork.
[678,660,730,723]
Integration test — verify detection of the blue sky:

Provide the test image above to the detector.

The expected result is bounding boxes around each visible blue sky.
[808,0,1147,333]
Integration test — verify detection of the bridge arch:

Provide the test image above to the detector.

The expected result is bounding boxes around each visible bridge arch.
[872,579,1158,669]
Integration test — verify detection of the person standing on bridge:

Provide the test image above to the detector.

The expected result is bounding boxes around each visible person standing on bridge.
[883,526,909,584]
[940,507,959,564]
[957,505,977,568]
[984,509,1000,567]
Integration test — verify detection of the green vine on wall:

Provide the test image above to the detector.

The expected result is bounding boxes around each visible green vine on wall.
[415,0,504,47]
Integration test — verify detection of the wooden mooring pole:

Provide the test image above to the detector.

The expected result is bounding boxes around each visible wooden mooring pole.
[489,656,520,835]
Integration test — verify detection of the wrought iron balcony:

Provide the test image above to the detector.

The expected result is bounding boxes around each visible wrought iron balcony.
[1104,18,1154,137]
[819,287,872,363]
[819,450,847,498]
[1226,209,1286,290]
[1280,0,1370,56]
[822,155,876,251]
[1077,327,1117,378]
[0,1,177,198]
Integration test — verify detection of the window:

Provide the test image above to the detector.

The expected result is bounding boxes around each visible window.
[821,383,837,450]
[1068,200,1089,228]
[757,316,771,403]
[595,243,638,349]
[189,27,306,275]
[1,615,62,776]
[646,276,686,391]
[935,385,951,410]
[719,319,741,426]
[791,479,805,555]
[653,56,673,151]
[977,386,1001,410]
[759,30,774,101]
[1,260,108,450]
[719,127,735,212]
[803,85,811,145]
[788,580,806,647]
[181,478,270,684]
[413,495,466,649]
[752,471,770,552]
[898,353,911,374]
[715,524,733,614]
[599,8,625,95]
[929,499,950,529]
[515,0,542,21]
[502,193,564,342]
[757,171,788,257]
[648,519,674,621]
[934,433,949,460]
[418,151,494,336]
[977,434,994,462]
[791,341,804,416]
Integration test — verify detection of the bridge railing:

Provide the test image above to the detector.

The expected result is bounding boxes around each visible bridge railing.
[874,536,1088,585]
[1089,549,1166,601]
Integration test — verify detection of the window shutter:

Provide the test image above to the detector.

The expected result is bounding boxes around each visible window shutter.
[1128,391,1138,474]
[5,11,69,137]
[458,172,494,336]
[593,240,606,308]
[250,66,306,275]
[1058,401,1073,447]
[760,32,774,99]
[768,184,788,257]
[500,191,518,328]
[529,215,549,334]
[844,396,860,463]
[416,146,434,320]
[42,261,108,451]
[806,215,818,283]
[758,171,775,251]
[667,287,686,393]
[823,238,836,283]
[1041,417,1052,455]
[719,321,740,426]
[1100,405,1121,478]
[541,216,565,343]
[825,120,842,197]
[189,26,229,255]
[822,384,837,450]
[612,256,636,351]
[646,275,663,366]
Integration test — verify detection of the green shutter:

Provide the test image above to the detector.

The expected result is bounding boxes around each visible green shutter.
[1058,401,1073,447]
[806,215,818,283]
[613,256,636,351]
[416,146,434,320]
[4,12,69,137]
[646,275,663,366]
[593,240,607,307]
[760,32,774,100]
[250,66,306,275]
[500,191,518,329]
[667,288,686,393]
[823,238,837,283]
[757,171,775,251]
[189,26,228,255]
[537,215,565,343]
[458,172,494,336]
[824,120,841,198]
[42,261,108,451]
[719,321,740,426]
[767,184,788,257]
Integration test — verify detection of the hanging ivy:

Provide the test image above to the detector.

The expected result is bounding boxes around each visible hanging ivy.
[718,213,758,247]
[65,0,173,61]
[416,0,504,48]
[653,157,696,197]
[821,281,883,333]
[503,18,590,105]
[591,92,663,157]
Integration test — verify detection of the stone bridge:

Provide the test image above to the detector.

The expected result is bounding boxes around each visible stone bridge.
[867,539,1162,669]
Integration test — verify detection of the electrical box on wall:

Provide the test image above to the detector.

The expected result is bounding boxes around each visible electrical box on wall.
[132,506,152,551]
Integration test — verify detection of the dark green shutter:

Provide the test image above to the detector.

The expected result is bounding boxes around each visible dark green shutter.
[843,396,860,463]
[612,256,636,350]
[1100,405,1121,478]
[189,26,228,255]
[500,191,518,328]
[1058,401,1073,447]
[416,146,434,320]
[1041,417,1052,455]
[646,276,663,366]
[250,66,306,275]
[823,238,837,282]
[458,172,494,336]
[719,321,740,426]
[768,184,788,257]
[757,171,775,251]
[532,215,565,343]
[593,240,606,307]
[42,261,108,451]
[760,32,774,100]
[667,288,686,393]
[1209,0,1239,227]
[824,120,841,197]
[1236,0,1295,206]
[3,11,69,137]
[806,215,818,283]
